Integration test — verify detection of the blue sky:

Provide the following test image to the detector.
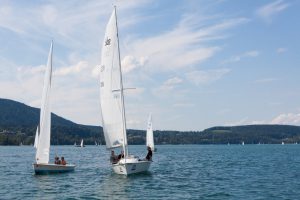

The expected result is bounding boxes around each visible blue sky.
[0,0,299,131]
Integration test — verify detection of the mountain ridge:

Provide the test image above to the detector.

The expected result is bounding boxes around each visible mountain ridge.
[1,98,300,145]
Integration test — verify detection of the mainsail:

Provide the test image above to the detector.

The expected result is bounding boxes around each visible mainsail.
[35,42,53,164]
[99,8,127,150]
[146,113,154,151]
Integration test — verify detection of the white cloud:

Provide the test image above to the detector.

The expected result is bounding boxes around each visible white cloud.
[121,55,148,73]
[17,65,46,75]
[186,68,231,85]
[165,77,183,85]
[270,113,300,125]
[235,113,300,126]
[223,50,260,64]
[254,78,279,83]
[54,61,89,76]
[157,77,183,92]
[123,14,248,72]
[256,0,290,23]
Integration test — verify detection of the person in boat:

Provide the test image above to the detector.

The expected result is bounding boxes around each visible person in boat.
[110,150,118,164]
[146,146,152,161]
[61,157,66,165]
[117,150,124,160]
[54,156,60,164]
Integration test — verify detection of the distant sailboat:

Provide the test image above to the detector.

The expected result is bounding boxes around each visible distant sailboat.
[33,42,75,174]
[99,6,152,175]
[282,141,285,145]
[146,113,156,152]
[242,141,245,146]
[75,139,85,147]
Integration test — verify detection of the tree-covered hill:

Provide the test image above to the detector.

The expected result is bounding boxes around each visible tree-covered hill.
[1,98,300,145]
[0,98,103,145]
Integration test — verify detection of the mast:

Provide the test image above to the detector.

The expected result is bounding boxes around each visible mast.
[114,6,128,157]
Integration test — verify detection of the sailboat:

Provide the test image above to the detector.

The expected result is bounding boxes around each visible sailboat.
[99,6,152,175]
[80,139,85,147]
[146,113,156,152]
[33,42,75,174]
[75,139,85,147]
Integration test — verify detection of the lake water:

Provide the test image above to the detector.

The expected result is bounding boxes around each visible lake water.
[0,145,300,199]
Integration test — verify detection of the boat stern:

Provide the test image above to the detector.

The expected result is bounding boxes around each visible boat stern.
[112,157,151,175]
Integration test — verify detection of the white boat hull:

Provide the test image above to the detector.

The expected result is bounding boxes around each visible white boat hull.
[33,163,75,175]
[112,157,152,175]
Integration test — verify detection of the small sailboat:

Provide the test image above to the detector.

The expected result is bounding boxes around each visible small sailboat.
[281,141,285,145]
[95,141,98,146]
[99,6,152,175]
[75,139,85,147]
[33,42,75,174]
[146,113,156,152]
[80,139,85,147]
[242,141,245,146]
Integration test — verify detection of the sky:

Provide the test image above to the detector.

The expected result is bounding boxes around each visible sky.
[0,0,299,131]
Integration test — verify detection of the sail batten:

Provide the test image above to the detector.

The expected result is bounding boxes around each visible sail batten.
[35,42,53,164]
[99,8,127,150]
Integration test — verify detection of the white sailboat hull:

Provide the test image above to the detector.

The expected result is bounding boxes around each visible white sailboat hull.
[112,157,152,175]
[33,163,75,174]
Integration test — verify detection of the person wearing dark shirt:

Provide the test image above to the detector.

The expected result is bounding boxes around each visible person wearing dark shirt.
[54,156,60,164]
[118,151,124,160]
[110,150,118,164]
[146,146,153,161]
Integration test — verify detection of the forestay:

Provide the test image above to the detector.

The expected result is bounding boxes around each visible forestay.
[35,42,53,164]
[99,9,127,149]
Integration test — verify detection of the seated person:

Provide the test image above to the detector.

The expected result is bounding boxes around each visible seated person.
[54,156,60,164]
[61,157,67,165]
[118,151,124,160]
[110,150,118,164]
[146,146,153,161]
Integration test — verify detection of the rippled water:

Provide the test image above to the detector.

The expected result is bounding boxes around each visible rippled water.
[1,145,300,199]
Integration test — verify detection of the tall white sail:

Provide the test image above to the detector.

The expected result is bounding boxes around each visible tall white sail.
[99,8,127,150]
[35,42,53,164]
[146,113,154,151]
[34,126,39,149]
[80,139,84,147]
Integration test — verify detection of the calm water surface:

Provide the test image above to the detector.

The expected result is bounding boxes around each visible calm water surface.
[0,145,300,199]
